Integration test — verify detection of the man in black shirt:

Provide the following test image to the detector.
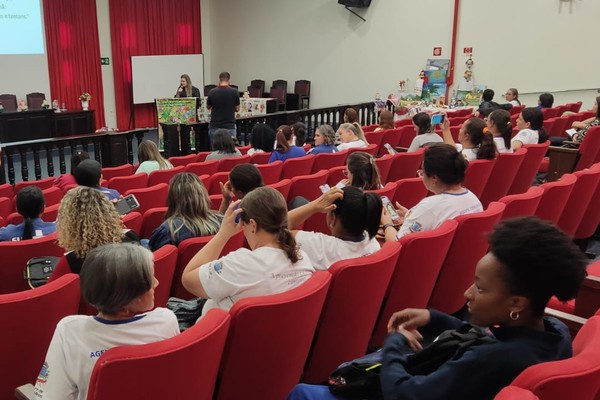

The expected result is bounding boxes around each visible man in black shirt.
[207,71,240,147]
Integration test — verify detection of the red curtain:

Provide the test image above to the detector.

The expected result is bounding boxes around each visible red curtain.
[109,0,201,130]
[43,0,105,128]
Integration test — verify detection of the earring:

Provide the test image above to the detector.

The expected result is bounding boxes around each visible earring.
[509,311,519,321]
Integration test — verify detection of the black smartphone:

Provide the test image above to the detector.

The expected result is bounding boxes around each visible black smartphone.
[115,194,140,215]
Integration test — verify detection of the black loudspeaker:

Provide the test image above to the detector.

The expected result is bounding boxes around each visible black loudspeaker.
[338,0,371,7]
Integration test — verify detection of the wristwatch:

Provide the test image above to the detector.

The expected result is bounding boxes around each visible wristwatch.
[382,222,395,231]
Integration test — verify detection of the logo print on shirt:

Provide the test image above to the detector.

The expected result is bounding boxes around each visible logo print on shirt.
[213,261,223,274]
[409,222,423,233]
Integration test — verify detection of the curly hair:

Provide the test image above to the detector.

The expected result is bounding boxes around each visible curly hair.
[57,186,124,259]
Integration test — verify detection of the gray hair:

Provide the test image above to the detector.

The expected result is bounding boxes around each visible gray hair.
[80,243,154,315]
[316,124,336,146]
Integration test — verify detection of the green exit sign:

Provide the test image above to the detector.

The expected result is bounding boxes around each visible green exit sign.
[100,57,110,65]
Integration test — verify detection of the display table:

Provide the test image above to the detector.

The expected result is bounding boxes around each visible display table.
[0,109,95,143]
[197,97,277,122]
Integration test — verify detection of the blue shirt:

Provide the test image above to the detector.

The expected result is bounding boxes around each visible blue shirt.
[308,144,339,155]
[98,186,120,201]
[268,146,306,163]
[0,218,56,241]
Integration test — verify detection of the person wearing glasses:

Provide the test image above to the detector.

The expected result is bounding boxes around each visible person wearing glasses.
[381,144,482,241]
[504,88,521,107]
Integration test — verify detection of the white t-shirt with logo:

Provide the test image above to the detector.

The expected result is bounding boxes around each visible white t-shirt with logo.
[199,246,315,313]
[34,308,179,400]
[396,190,483,239]
[295,230,381,270]
[511,129,539,146]
[337,139,367,152]
[455,144,479,161]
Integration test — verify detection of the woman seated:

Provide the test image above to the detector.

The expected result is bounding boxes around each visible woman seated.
[441,117,496,161]
[35,243,179,399]
[308,124,339,155]
[218,163,264,213]
[382,144,482,241]
[48,187,139,281]
[149,173,222,251]
[136,140,173,175]
[342,151,381,190]
[336,123,368,152]
[343,108,368,143]
[292,122,307,146]
[287,186,382,270]
[374,110,395,132]
[0,186,55,241]
[570,96,600,143]
[182,187,315,315]
[206,129,242,161]
[288,217,587,400]
[247,123,275,155]
[537,92,554,109]
[504,87,521,106]
[486,109,513,153]
[269,125,306,163]
[53,150,89,192]
[407,112,443,152]
[512,107,548,150]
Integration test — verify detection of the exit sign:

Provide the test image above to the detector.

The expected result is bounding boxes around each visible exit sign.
[463,47,473,55]
[433,47,442,56]
[100,57,110,65]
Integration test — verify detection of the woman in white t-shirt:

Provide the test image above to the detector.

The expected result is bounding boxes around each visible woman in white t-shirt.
[504,88,521,107]
[35,243,179,399]
[486,109,513,153]
[342,151,382,190]
[407,112,443,152]
[441,117,496,161]
[382,144,483,240]
[287,185,382,270]
[336,122,369,152]
[512,107,548,150]
[182,187,314,314]
[136,139,174,175]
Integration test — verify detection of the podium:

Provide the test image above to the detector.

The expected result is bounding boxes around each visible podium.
[156,97,202,157]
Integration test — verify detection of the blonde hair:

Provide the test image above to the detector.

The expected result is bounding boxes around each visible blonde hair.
[338,122,369,145]
[138,140,170,170]
[57,187,124,259]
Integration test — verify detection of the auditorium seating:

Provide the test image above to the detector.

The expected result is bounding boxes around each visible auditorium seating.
[14,177,55,193]
[288,169,328,202]
[267,178,292,201]
[249,152,272,164]
[386,149,424,182]
[556,166,600,237]
[497,186,544,220]
[147,165,185,186]
[121,211,142,233]
[168,154,196,167]
[151,244,178,308]
[101,164,134,181]
[392,177,428,209]
[217,154,251,172]
[124,183,168,216]
[140,207,168,239]
[480,148,527,208]
[184,160,220,176]
[108,173,148,194]
[534,173,576,225]
[374,153,394,183]
[311,152,347,174]
[507,141,550,195]
[281,155,314,180]
[463,159,495,199]
[256,161,282,185]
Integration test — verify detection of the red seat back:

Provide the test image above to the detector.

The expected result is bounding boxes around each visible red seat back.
[140,207,168,239]
[121,211,143,234]
[494,386,540,399]
[380,128,403,156]
[0,183,14,199]
[101,164,134,181]
[386,148,424,182]
[168,154,197,167]
[557,167,600,237]
[364,130,386,152]
[311,152,348,174]
[208,172,230,195]
[575,126,600,171]
[267,179,293,202]
[256,161,282,185]
[326,166,346,187]
[88,309,230,400]
[108,173,148,194]
[124,183,168,216]
[41,203,60,222]
[152,244,178,308]
[347,143,377,156]
[392,177,428,209]
[575,164,600,239]
[41,186,64,207]
[184,160,219,177]
[508,141,550,195]
[498,186,544,220]
[195,151,211,162]
[249,152,272,164]
[374,154,395,183]
[480,148,527,208]
[463,159,496,199]
[281,154,315,180]
[288,169,329,201]
[147,165,185,187]
[397,125,417,148]
[14,177,54,193]
[535,173,576,225]
[366,181,397,200]
[0,196,12,219]
[217,154,251,172]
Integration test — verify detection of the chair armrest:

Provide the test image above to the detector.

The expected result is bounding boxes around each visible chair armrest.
[14,384,35,400]
[395,147,408,153]
[562,141,580,148]
[546,145,579,181]
[574,274,600,318]
[544,307,587,338]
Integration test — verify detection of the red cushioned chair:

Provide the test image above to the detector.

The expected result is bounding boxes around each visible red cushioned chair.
[209,194,223,210]
[506,316,600,400]
[172,231,245,299]
[570,102,583,113]
[237,144,251,155]
[215,272,331,400]
[184,160,220,176]
[0,233,65,294]
[386,148,424,182]
[366,181,397,200]
[0,196,12,219]
[326,166,346,187]
[397,125,417,148]
[574,164,600,240]
[86,309,230,400]
[392,177,429,210]
[288,169,329,202]
[147,165,185,187]
[303,243,402,383]
[281,154,315,180]
[41,203,60,223]
[108,173,148,195]
[168,154,197,167]
[380,128,403,156]
[547,261,600,320]
[574,126,600,171]
[463,159,496,199]
[394,118,414,128]
[375,154,395,183]
[101,164,134,181]
[371,219,458,347]
[207,172,230,195]
[543,118,557,137]
[41,186,63,208]
[152,244,178,308]
[428,202,506,314]
[534,173,576,225]
[249,152,272,164]
[347,143,377,157]
[14,177,55,194]
[362,124,379,133]
[494,386,540,399]
[497,186,544,220]
[311,152,348,174]
[508,141,550,195]
[550,117,570,138]
[195,151,211,162]
[256,161,282,185]
[267,179,293,202]
[480,148,527,208]
[5,211,22,226]
[364,129,386,152]
[0,183,14,198]
[557,166,600,237]
[121,211,142,234]
[0,216,4,227]
[217,154,251,172]
[509,105,526,116]
[139,207,168,239]
[124,183,168,217]
[2,274,79,400]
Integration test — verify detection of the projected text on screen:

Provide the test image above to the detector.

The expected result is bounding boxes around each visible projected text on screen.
[0,0,44,55]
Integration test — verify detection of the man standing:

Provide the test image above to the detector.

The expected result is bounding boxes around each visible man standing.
[207,72,240,145]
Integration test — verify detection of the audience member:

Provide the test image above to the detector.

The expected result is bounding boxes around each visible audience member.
[374,110,395,132]
[504,88,521,106]
[247,123,276,155]
[382,144,482,240]
[477,89,500,116]
[269,125,306,162]
[307,124,338,155]
[287,186,382,270]
[291,122,307,146]
[486,109,513,153]
[570,96,600,143]
[206,129,242,161]
[512,107,548,150]
[73,159,120,201]
[343,108,368,143]
[342,151,381,190]
[441,117,496,161]
[35,243,179,399]
[182,187,315,315]
[136,140,173,175]
[149,173,222,250]
[538,92,554,109]
[407,112,443,152]
[0,186,55,241]
[53,150,89,192]
[288,217,587,400]
[336,123,368,152]
[218,163,264,213]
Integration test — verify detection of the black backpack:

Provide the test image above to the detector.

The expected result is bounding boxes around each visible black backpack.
[23,256,60,288]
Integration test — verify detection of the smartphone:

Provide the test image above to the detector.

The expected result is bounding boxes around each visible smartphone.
[383,143,397,155]
[335,180,346,189]
[319,184,331,194]
[431,114,445,125]
[234,203,242,223]
[115,194,140,216]
[381,195,400,221]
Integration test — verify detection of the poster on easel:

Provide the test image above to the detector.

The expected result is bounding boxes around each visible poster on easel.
[155,98,198,151]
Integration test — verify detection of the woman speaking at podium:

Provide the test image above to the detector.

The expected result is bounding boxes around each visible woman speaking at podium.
[169,74,200,156]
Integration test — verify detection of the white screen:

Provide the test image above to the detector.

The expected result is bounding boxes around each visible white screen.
[131,54,204,104]
[0,0,44,54]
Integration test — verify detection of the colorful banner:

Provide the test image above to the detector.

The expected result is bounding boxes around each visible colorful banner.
[197,97,269,123]
[156,98,198,124]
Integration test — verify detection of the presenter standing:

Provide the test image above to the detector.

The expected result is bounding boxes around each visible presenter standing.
[171,74,200,156]
[206,72,240,147]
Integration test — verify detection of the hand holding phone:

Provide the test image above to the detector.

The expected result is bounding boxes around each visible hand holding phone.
[319,184,331,194]
[115,194,140,216]
[381,195,400,222]
[431,114,445,125]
